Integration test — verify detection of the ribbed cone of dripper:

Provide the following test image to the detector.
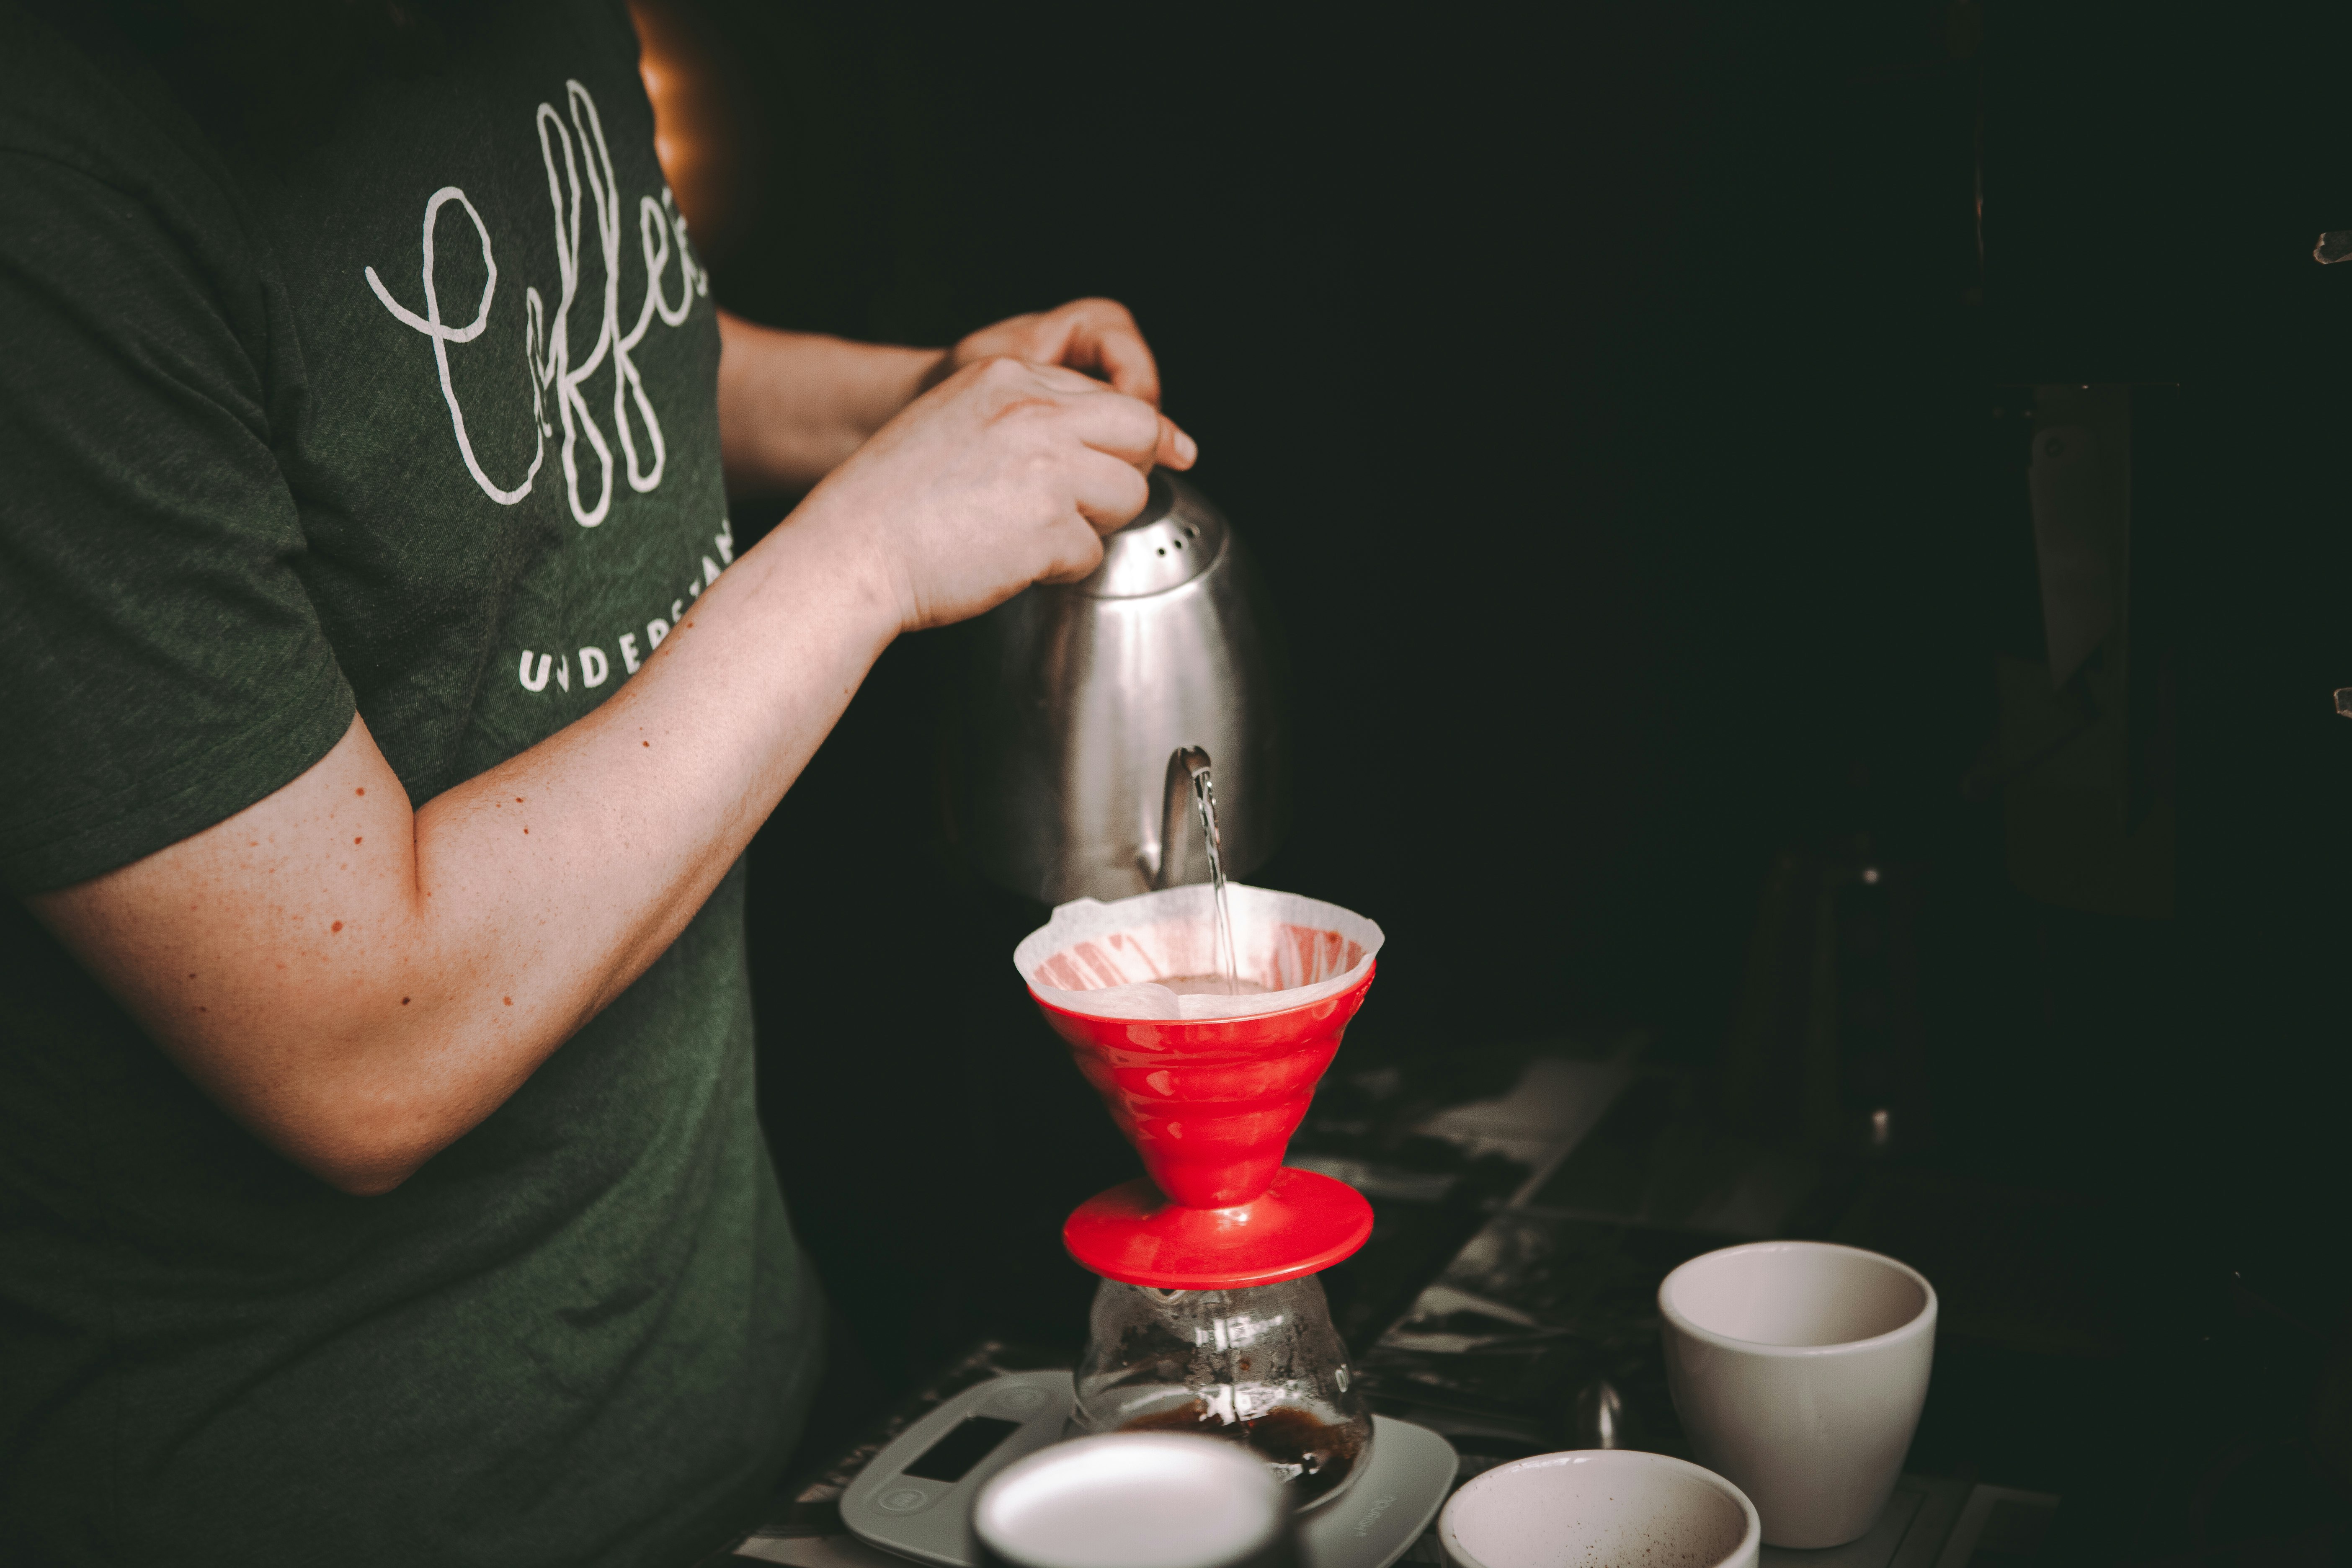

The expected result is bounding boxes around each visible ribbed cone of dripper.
[1015,885,1385,1289]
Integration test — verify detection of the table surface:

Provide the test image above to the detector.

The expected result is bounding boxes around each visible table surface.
[716,1032,2089,1568]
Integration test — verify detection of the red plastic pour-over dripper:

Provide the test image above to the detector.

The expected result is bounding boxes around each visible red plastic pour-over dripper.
[1030,966,1378,1290]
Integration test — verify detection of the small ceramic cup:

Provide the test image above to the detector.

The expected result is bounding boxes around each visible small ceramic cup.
[1658,1240,1936,1550]
[1436,1449,1761,1568]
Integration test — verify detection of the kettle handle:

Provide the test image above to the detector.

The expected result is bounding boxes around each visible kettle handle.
[1146,746,1213,890]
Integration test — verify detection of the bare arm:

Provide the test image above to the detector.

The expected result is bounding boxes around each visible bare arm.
[31,359,1177,1195]
[716,312,941,494]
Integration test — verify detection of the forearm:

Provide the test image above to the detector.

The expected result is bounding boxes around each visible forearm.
[37,353,1163,1195]
[34,511,900,1193]
[716,310,943,494]
[397,517,899,1124]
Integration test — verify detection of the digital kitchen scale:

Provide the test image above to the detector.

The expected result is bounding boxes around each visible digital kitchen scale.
[841,1372,1457,1568]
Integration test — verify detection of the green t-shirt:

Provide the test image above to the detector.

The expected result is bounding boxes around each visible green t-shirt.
[0,5,820,1563]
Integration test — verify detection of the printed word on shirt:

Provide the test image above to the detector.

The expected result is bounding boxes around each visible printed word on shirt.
[364,78,708,529]
[516,516,735,694]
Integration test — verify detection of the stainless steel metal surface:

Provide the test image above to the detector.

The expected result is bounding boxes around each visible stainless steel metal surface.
[1573,1377,1627,1449]
[1152,747,1217,891]
[959,471,1291,905]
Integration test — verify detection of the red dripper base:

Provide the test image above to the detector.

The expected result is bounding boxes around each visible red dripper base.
[1030,963,1379,1291]
[1064,1169,1375,1290]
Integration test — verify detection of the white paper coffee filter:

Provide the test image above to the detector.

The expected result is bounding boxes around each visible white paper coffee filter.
[1015,883,1384,1021]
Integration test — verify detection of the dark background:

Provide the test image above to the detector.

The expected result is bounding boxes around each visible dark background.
[646,0,2350,1555]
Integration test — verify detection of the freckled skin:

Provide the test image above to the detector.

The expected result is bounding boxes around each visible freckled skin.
[22,348,1190,1197]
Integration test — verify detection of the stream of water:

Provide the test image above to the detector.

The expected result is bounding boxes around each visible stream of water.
[1190,767,1241,995]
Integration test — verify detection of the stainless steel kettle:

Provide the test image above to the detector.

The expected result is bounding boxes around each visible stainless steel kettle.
[957,469,1290,905]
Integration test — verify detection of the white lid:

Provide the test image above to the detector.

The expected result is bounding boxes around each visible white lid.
[973,1432,1286,1568]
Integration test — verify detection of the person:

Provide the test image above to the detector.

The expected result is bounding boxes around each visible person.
[0,2,1193,1563]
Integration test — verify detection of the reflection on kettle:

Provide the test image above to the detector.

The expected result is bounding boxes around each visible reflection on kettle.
[956,470,1292,905]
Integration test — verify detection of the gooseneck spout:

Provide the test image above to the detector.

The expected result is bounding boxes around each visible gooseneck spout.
[1149,746,1215,890]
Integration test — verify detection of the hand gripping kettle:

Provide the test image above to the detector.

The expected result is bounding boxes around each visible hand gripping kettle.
[957,470,1291,903]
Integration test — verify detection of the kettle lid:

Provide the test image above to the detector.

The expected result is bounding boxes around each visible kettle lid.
[1070,470,1229,599]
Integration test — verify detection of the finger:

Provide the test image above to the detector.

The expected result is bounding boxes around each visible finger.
[1077,320,1162,406]
[1156,413,1198,470]
[1030,299,1158,404]
[1013,359,1127,396]
[972,358,1173,469]
[1048,384,1166,469]
[1066,449,1153,535]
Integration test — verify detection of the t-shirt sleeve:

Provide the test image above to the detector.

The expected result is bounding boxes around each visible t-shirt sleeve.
[0,151,355,895]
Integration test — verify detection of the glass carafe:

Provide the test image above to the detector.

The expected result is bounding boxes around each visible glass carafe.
[1069,1274,1374,1511]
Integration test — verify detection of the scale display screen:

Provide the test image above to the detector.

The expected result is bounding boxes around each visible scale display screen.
[901,1415,1024,1483]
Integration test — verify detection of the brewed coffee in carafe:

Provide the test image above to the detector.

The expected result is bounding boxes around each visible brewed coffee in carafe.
[1069,1274,1374,1510]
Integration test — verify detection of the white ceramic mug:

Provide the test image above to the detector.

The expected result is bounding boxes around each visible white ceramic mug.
[1658,1240,1936,1549]
[1436,1449,1761,1568]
